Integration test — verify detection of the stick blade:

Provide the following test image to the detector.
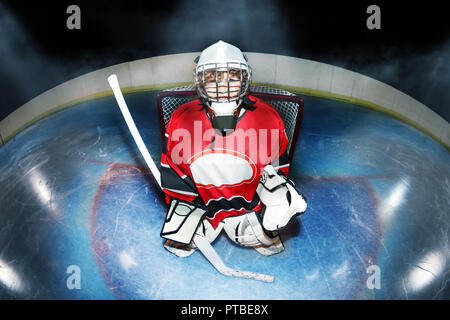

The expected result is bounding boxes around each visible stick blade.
[193,235,274,283]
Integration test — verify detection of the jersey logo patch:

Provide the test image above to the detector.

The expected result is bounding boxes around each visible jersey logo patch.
[189,149,257,189]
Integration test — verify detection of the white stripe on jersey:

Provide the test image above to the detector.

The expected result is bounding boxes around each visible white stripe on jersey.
[205,194,253,206]
[163,187,198,197]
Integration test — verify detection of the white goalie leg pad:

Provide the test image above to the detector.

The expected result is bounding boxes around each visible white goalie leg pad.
[223,211,285,255]
[194,219,225,244]
[161,198,207,244]
[256,165,307,231]
[164,218,224,258]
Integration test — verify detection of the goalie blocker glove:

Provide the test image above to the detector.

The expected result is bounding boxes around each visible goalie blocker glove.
[256,165,307,231]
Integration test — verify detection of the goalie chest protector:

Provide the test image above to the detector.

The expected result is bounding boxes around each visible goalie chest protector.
[161,95,290,229]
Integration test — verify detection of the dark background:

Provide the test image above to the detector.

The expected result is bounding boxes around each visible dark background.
[1,0,449,122]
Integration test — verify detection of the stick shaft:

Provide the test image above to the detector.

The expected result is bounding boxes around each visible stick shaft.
[107,74,162,188]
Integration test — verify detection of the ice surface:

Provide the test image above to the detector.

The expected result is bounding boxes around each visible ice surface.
[0,92,448,299]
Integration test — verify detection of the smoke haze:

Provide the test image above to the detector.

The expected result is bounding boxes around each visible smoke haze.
[0,0,449,121]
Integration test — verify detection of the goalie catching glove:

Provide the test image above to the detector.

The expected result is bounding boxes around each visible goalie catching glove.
[256,165,307,231]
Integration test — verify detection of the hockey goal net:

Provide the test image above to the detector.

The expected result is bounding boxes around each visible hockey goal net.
[157,85,304,162]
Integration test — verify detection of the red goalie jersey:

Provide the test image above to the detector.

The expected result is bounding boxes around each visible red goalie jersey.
[161,95,290,229]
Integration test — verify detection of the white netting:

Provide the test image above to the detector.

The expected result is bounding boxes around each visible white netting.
[161,94,198,128]
[259,97,299,154]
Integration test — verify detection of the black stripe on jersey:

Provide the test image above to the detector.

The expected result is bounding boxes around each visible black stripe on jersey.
[181,173,197,191]
[161,165,198,195]
[274,150,289,167]
[242,96,256,110]
[205,195,261,219]
[162,134,168,154]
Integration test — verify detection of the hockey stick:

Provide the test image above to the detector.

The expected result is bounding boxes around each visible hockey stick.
[107,74,161,187]
[193,235,274,282]
[107,74,274,283]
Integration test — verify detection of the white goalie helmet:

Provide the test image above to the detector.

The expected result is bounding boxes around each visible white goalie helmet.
[194,40,252,133]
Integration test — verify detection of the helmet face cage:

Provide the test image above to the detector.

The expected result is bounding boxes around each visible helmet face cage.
[194,62,252,103]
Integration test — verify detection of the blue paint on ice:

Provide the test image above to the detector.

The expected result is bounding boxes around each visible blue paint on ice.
[0,91,448,299]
